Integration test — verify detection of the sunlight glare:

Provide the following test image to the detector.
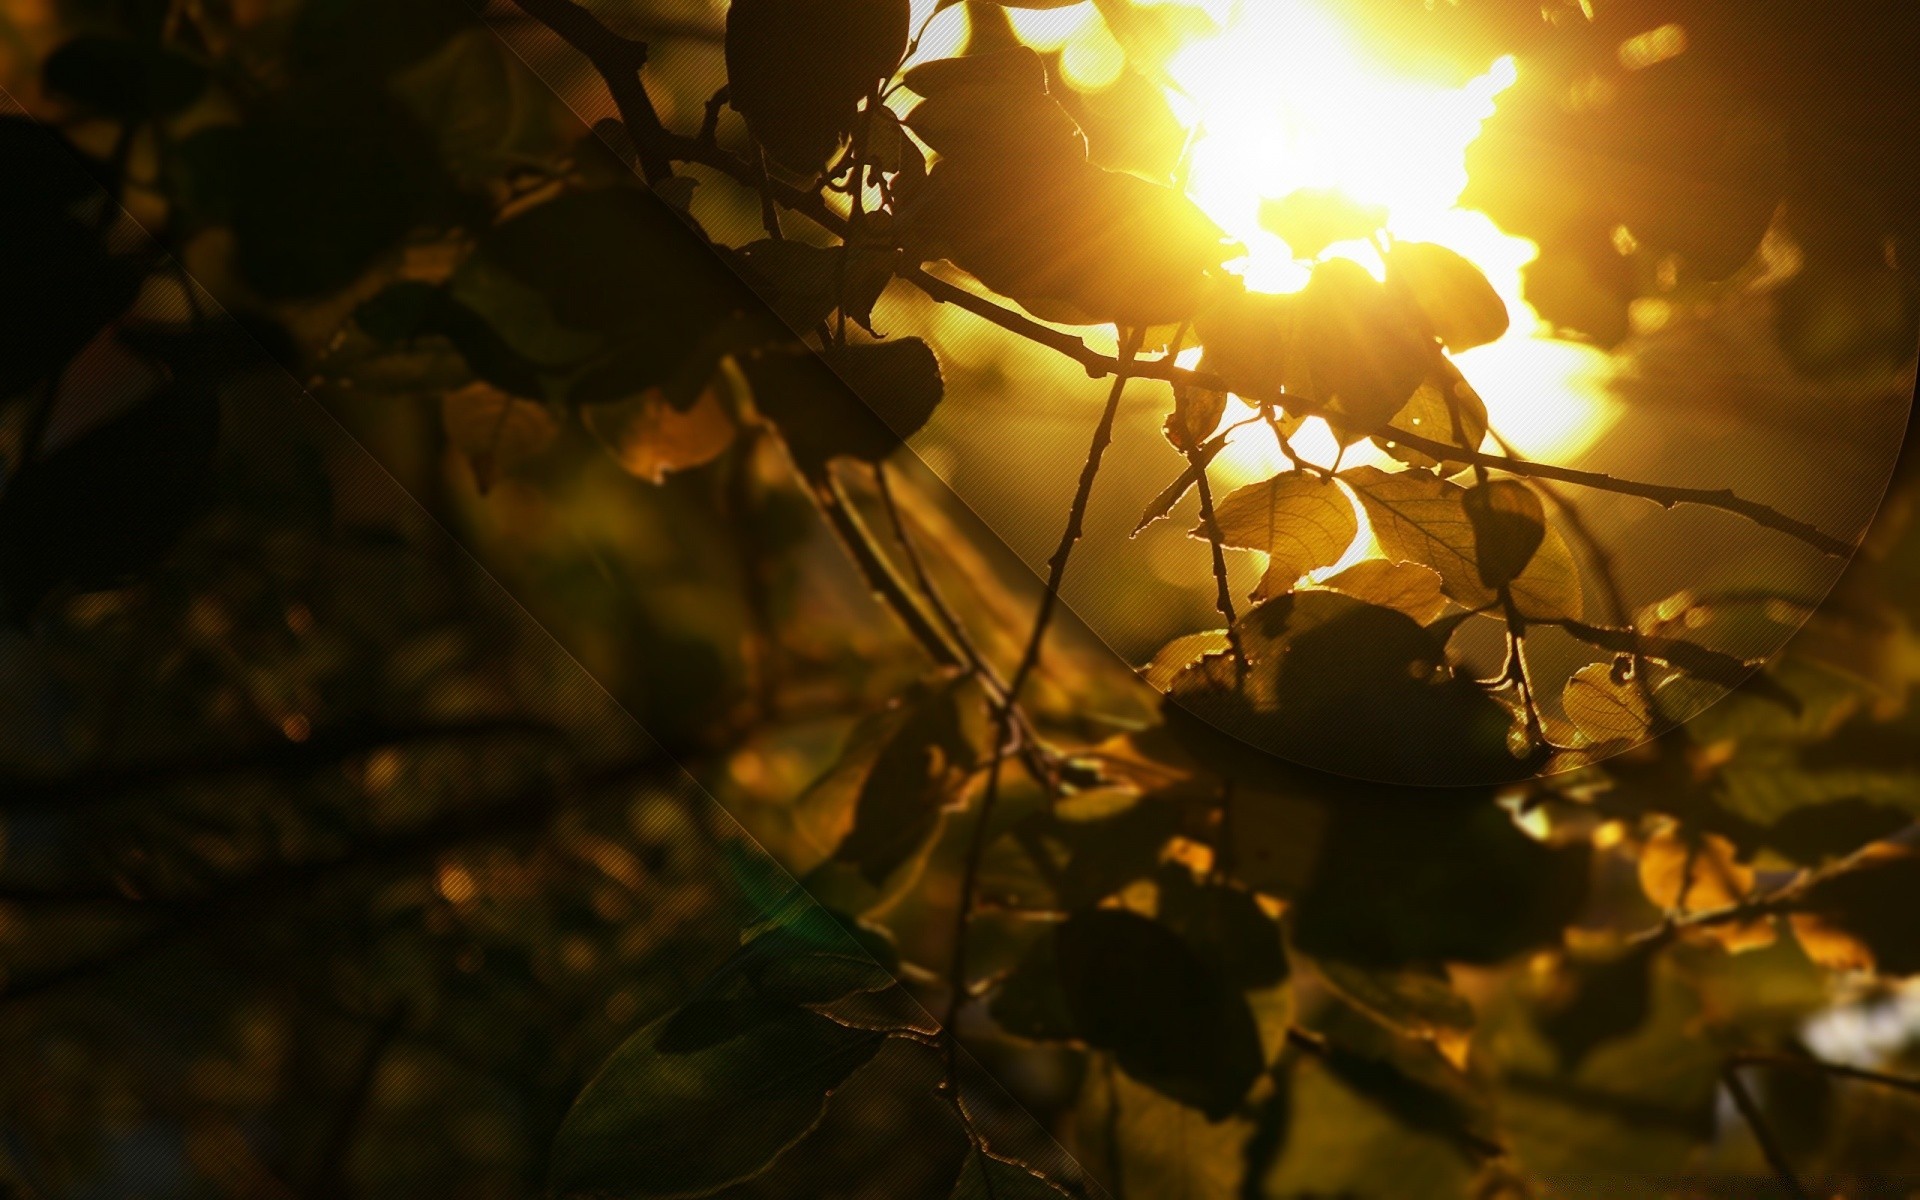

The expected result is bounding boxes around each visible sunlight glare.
[1144,0,1615,467]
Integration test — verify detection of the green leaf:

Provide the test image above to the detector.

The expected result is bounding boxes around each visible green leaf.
[550,1004,885,1199]
[1461,479,1546,590]
[1386,241,1509,351]
[1195,471,1356,600]
[1053,908,1265,1119]
[949,1147,1071,1199]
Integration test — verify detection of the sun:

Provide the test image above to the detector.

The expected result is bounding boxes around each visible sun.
[909,0,1620,480]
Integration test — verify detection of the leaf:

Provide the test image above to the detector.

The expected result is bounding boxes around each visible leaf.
[453,188,766,399]
[42,36,207,119]
[1376,364,1490,470]
[1340,465,1486,606]
[0,380,220,622]
[583,385,738,485]
[1638,828,1775,952]
[726,0,912,171]
[1258,187,1386,260]
[1461,479,1546,590]
[1142,630,1231,691]
[744,338,945,477]
[1053,909,1265,1119]
[171,95,453,298]
[441,383,559,493]
[950,1147,1070,1199]
[1386,241,1509,351]
[805,675,990,886]
[902,47,1051,98]
[1308,959,1475,1046]
[1194,286,1299,405]
[733,239,844,331]
[1167,593,1527,785]
[1535,942,1657,1070]
[1156,868,1289,988]
[1787,844,1920,977]
[903,73,1087,167]
[1315,559,1448,624]
[1294,259,1431,438]
[1196,472,1356,599]
[1163,382,1228,453]
[990,929,1077,1042]
[549,1003,885,1199]
[355,281,549,399]
[389,26,568,186]
[911,156,1230,327]
[1288,795,1590,966]
[1561,661,1652,745]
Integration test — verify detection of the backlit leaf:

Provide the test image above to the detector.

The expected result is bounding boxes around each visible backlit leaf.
[1197,472,1356,598]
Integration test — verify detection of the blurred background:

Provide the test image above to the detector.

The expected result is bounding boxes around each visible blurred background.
[1,0,1917,1196]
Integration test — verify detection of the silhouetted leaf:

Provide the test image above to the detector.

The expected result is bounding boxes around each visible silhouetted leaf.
[1294,259,1430,437]
[1156,867,1288,988]
[1289,796,1589,966]
[1462,479,1545,590]
[42,36,207,119]
[726,0,911,172]
[1386,241,1509,352]
[0,381,219,621]
[1309,959,1475,1046]
[1536,943,1656,1070]
[1053,909,1265,1119]
[1787,844,1920,976]
[1377,364,1490,470]
[745,338,945,476]
[550,1003,885,1199]
[172,95,455,298]
[1168,592,1527,784]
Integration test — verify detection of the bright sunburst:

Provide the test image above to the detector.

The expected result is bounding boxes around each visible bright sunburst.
[913,0,1620,474]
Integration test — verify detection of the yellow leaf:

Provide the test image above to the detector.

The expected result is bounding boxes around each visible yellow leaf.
[584,387,736,484]
[1562,661,1651,745]
[1197,471,1356,599]
[440,382,558,493]
[1639,828,1775,953]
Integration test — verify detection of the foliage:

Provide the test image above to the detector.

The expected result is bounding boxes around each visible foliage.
[1,0,1918,1198]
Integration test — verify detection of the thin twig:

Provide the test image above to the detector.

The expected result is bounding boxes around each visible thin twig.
[1721,1060,1815,1200]
[814,472,964,672]
[942,330,1144,1074]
